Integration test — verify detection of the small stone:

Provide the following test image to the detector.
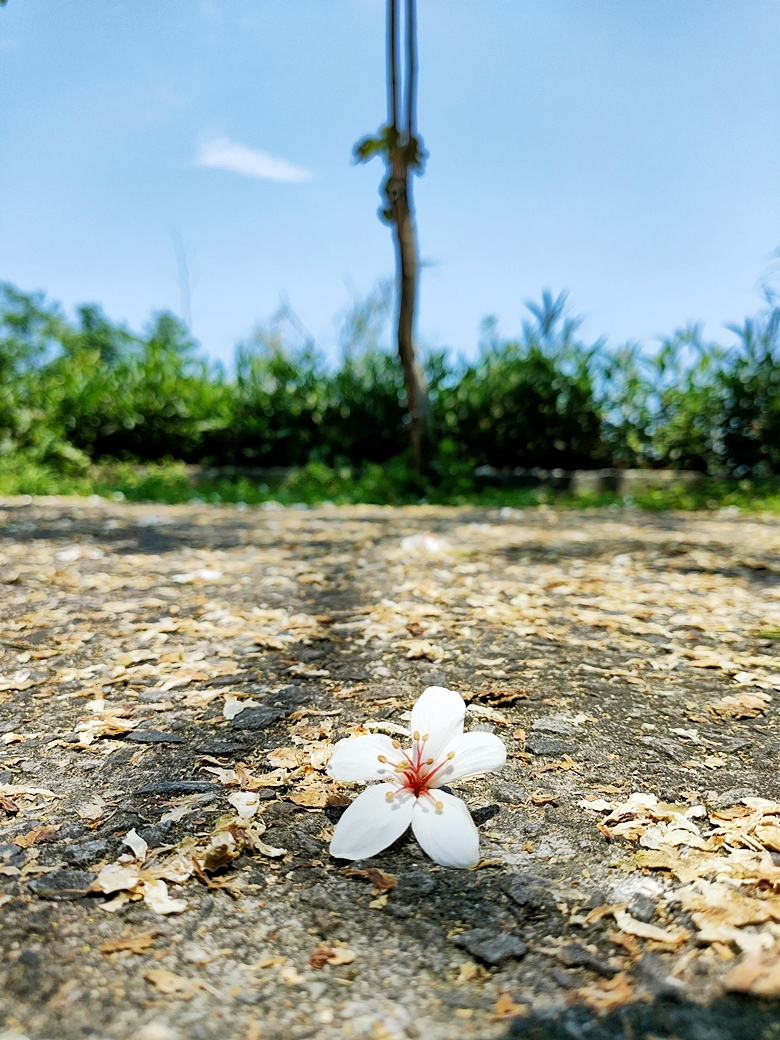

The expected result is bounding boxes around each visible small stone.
[28,869,96,899]
[60,840,109,866]
[557,943,617,978]
[584,889,608,909]
[312,909,340,935]
[453,928,527,966]
[231,707,287,731]
[197,741,251,757]
[471,803,500,826]
[493,783,527,804]
[204,674,248,687]
[638,736,688,763]
[525,737,575,757]
[552,967,578,989]
[302,884,332,908]
[138,822,174,848]
[531,717,577,737]
[126,730,185,744]
[629,892,657,923]
[712,787,756,808]
[503,875,555,915]
[134,780,218,796]
[636,953,685,998]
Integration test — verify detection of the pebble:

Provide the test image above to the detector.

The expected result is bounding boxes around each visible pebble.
[27,869,96,899]
[493,783,527,804]
[525,737,575,757]
[231,707,288,731]
[629,892,657,923]
[531,717,578,736]
[502,875,555,914]
[60,840,109,866]
[557,942,617,978]
[126,730,186,744]
[453,928,528,966]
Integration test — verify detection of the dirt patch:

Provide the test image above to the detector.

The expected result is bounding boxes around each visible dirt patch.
[2,497,780,1039]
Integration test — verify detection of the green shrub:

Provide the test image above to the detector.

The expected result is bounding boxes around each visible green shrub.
[437,292,605,469]
[2,278,780,481]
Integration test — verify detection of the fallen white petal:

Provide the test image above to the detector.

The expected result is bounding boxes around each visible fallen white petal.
[326,733,399,782]
[92,863,143,895]
[411,790,480,869]
[228,791,260,819]
[410,686,465,761]
[329,784,414,861]
[122,828,149,863]
[141,879,188,915]
[223,695,261,720]
[432,731,506,786]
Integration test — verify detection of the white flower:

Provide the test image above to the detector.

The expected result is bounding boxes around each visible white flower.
[326,686,506,868]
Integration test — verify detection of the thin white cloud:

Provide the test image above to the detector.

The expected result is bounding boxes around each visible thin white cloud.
[196,136,314,183]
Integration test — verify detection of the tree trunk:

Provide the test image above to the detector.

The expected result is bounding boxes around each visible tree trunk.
[388,157,429,474]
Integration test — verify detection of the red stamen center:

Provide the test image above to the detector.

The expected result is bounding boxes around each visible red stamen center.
[380,733,452,798]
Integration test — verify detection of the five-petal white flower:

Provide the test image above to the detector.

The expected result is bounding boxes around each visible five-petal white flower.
[326,686,506,868]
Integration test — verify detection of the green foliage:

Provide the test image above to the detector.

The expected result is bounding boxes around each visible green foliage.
[437,292,605,470]
[720,295,780,475]
[3,280,780,490]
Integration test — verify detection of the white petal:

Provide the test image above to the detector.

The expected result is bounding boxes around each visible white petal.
[329,785,414,861]
[326,733,399,782]
[430,731,507,787]
[410,686,465,762]
[411,790,480,868]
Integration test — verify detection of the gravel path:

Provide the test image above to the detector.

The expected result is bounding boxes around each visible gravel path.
[2,497,780,1040]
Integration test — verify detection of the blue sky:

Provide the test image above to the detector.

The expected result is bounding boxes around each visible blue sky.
[1,0,780,364]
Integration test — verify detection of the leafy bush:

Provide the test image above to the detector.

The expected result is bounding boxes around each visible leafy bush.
[437,292,605,470]
[2,279,780,479]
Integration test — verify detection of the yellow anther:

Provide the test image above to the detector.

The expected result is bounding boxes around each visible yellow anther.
[435,800,444,811]
[426,758,434,765]
[447,751,455,760]
[377,754,388,763]
[392,740,401,749]
[413,730,421,742]
[385,791,395,801]
[422,733,429,742]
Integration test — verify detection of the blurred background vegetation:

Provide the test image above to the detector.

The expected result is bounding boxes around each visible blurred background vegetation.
[2,279,780,508]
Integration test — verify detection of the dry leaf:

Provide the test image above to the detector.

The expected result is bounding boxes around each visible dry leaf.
[612,909,688,946]
[491,993,526,1021]
[144,969,203,998]
[343,867,397,894]
[267,747,303,768]
[724,950,780,997]
[577,972,635,1012]
[99,931,157,955]
[289,784,329,808]
[13,825,59,849]
[279,965,305,985]
[250,956,287,970]
[531,793,558,806]
[706,690,771,720]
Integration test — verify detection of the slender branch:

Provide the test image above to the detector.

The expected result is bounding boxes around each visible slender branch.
[388,0,399,132]
[405,0,417,139]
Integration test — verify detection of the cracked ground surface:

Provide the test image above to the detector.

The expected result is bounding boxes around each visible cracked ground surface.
[2,497,780,1040]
